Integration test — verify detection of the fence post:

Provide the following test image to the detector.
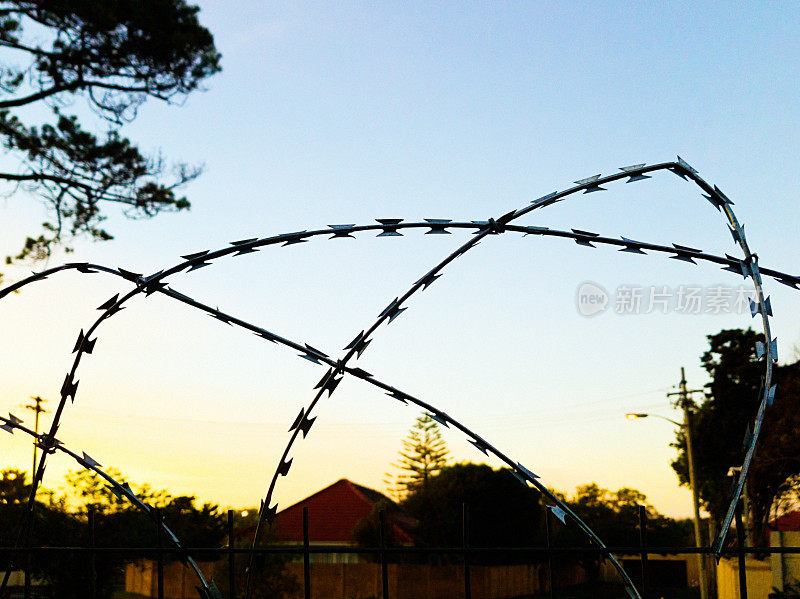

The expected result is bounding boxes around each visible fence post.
[544,508,554,599]
[638,505,649,599]
[156,509,164,599]
[379,510,389,599]
[23,547,30,599]
[735,501,747,599]
[227,510,235,599]
[462,503,471,599]
[88,507,97,599]
[302,506,311,599]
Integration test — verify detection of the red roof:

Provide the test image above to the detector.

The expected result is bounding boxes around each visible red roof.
[239,479,414,544]
[768,511,800,532]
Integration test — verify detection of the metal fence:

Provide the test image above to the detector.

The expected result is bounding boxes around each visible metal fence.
[1,502,796,599]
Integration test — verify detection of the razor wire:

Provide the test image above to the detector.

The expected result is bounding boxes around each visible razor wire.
[0,413,221,598]
[0,158,789,599]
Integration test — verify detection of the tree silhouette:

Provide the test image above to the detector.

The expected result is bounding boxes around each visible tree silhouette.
[387,414,450,500]
[0,0,221,268]
[671,328,800,543]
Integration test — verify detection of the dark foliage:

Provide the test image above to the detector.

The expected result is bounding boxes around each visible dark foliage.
[0,0,220,264]
[671,328,800,544]
[401,463,545,564]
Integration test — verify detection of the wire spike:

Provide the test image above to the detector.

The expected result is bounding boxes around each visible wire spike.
[349,367,373,379]
[73,330,86,353]
[298,415,316,438]
[289,409,305,432]
[619,164,646,172]
[181,250,210,260]
[105,484,124,500]
[344,332,365,351]
[469,438,489,455]
[415,272,442,289]
[314,369,334,390]
[386,389,409,405]
[7,413,23,424]
[277,458,293,477]
[325,376,343,396]
[767,384,777,407]
[672,243,702,254]
[424,219,452,234]
[742,422,753,450]
[304,344,328,358]
[0,424,13,434]
[328,224,356,230]
[777,276,800,289]
[60,374,79,403]
[509,469,528,486]
[254,329,278,343]
[575,239,596,248]
[263,503,278,524]
[625,174,651,183]
[388,307,407,323]
[376,219,404,237]
[515,463,539,480]
[670,254,697,264]
[676,156,698,174]
[426,411,449,428]
[282,238,308,246]
[583,184,606,193]
[187,261,212,272]
[97,294,120,311]
[574,174,601,185]
[229,238,259,246]
[571,229,599,237]
[82,452,101,469]
[619,245,646,254]
[548,505,567,524]
[669,168,688,180]
[530,191,559,207]
[714,185,734,205]
[117,268,142,282]
[355,339,372,358]
[729,225,746,245]
[233,246,260,256]
[379,298,400,319]
[703,193,724,211]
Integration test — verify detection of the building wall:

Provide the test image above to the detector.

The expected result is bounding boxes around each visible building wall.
[771,530,800,590]
[716,558,772,599]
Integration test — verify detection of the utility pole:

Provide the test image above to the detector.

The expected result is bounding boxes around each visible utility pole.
[23,396,48,480]
[667,368,709,599]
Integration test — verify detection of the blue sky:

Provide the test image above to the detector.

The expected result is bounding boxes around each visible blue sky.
[1,2,799,517]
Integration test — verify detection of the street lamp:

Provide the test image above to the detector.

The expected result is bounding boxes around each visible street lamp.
[625,413,683,427]
[625,367,709,599]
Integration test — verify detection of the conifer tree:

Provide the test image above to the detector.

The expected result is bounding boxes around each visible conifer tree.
[387,414,450,500]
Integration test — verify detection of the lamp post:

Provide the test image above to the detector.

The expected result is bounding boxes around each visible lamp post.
[626,368,709,599]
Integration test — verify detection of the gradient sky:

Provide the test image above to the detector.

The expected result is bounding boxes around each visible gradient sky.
[1,2,799,518]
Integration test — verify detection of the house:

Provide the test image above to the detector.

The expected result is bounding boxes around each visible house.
[716,510,800,598]
[238,478,415,563]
